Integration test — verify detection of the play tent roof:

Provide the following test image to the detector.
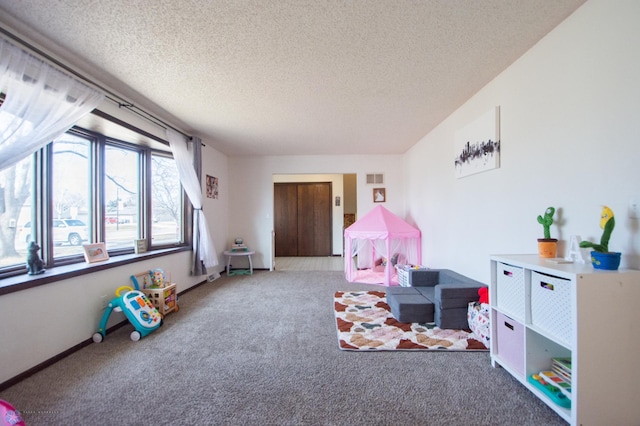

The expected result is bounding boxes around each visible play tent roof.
[344,205,420,239]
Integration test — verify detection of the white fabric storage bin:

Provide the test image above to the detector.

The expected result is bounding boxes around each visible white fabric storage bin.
[530,271,572,346]
[496,262,525,321]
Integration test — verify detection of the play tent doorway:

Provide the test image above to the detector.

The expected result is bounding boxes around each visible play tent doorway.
[344,205,421,286]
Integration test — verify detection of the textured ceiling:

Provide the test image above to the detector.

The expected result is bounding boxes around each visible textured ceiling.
[0,0,586,156]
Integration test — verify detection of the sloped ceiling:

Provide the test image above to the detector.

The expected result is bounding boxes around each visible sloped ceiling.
[0,0,586,156]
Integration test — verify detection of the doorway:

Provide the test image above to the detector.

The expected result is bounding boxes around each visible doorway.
[274,182,332,256]
[272,173,357,271]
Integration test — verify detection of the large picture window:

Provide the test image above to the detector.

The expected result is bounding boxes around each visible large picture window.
[0,124,186,278]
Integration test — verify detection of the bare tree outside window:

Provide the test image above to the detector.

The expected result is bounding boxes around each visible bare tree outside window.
[151,154,182,245]
[0,157,33,267]
[52,135,90,259]
[105,145,139,250]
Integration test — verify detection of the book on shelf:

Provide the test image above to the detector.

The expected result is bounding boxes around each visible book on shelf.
[552,357,572,372]
[552,367,572,385]
[551,358,571,377]
[552,368,571,385]
[551,357,572,384]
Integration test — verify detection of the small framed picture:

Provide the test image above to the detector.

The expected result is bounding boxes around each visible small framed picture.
[373,188,386,203]
[134,239,147,254]
[83,242,109,263]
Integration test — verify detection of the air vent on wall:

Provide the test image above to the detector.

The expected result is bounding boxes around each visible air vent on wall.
[366,173,384,185]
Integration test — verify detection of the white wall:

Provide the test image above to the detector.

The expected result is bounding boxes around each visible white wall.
[404,0,640,283]
[201,142,230,268]
[0,251,206,384]
[228,155,404,268]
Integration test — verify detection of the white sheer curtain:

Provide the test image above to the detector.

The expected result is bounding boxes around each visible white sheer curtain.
[0,39,104,172]
[166,128,218,275]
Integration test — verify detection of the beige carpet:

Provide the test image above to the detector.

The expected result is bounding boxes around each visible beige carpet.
[0,271,565,426]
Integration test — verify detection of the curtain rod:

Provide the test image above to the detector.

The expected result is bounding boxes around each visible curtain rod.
[0,25,192,141]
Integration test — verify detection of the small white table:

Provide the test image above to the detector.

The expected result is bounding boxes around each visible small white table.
[223,250,255,276]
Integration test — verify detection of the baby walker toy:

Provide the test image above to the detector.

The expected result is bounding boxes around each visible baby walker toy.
[93,284,162,343]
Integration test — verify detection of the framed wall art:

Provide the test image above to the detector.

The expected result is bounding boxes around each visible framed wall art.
[206,175,219,199]
[454,106,500,179]
[373,188,386,203]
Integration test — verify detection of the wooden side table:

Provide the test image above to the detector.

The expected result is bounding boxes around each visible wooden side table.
[223,250,255,276]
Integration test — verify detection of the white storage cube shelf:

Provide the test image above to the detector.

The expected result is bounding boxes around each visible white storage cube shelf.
[495,262,525,321]
[530,271,572,346]
[489,254,640,426]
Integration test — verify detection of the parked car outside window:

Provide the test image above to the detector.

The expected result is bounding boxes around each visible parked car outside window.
[19,219,89,246]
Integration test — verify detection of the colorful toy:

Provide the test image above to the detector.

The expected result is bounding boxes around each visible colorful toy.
[93,285,162,343]
[536,206,559,258]
[149,268,166,288]
[478,287,489,304]
[579,205,621,270]
[537,207,556,239]
[0,400,25,426]
[579,205,615,253]
[528,374,571,408]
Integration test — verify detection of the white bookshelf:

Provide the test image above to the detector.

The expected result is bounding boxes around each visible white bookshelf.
[489,254,640,425]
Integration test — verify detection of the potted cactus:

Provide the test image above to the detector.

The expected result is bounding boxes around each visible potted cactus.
[579,205,620,270]
[537,207,558,258]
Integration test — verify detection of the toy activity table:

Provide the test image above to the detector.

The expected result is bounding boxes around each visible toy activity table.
[223,250,255,275]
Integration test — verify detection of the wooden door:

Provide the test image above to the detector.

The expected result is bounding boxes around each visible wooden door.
[274,183,298,256]
[297,183,332,256]
[274,182,332,256]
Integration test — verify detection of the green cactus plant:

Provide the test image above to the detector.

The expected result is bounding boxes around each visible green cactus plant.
[537,207,555,239]
[580,206,615,253]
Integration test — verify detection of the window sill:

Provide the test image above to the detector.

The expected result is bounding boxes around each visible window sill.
[0,246,190,296]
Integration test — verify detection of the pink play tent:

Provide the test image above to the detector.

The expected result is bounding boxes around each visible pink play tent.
[344,205,422,286]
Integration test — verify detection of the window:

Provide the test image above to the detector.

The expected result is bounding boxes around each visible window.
[105,143,140,251]
[151,153,183,246]
[51,133,91,259]
[0,124,187,278]
[0,155,33,269]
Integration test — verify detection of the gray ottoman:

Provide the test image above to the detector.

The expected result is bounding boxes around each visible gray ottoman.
[386,287,434,323]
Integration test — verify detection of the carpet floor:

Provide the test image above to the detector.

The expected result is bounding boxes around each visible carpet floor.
[0,270,567,425]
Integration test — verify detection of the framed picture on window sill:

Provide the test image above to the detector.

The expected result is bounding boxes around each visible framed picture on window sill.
[83,242,109,263]
[134,239,147,254]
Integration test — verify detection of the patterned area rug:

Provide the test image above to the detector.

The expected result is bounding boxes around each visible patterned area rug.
[334,290,488,351]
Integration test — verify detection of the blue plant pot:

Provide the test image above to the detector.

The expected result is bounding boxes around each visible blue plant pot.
[590,251,621,270]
